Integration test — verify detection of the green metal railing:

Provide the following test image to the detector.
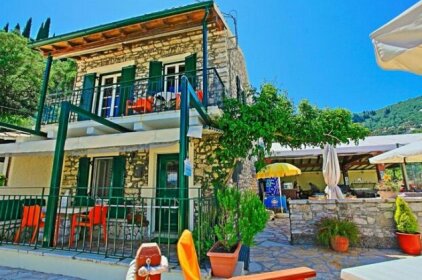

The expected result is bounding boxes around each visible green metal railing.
[42,68,225,124]
[0,187,216,263]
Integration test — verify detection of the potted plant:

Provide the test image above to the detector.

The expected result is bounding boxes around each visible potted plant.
[238,190,268,271]
[377,175,400,199]
[207,187,241,278]
[0,174,5,186]
[394,196,421,255]
[316,217,359,252]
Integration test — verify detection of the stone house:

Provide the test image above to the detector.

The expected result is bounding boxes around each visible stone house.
[0,1,252,244]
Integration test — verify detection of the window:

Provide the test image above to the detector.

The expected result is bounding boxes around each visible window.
[164,62,185,93]
[90,157,113,198]
[97,73,121,117]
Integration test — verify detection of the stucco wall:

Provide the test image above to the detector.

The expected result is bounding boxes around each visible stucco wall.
[289,197,422,248]
[4,155,53,195]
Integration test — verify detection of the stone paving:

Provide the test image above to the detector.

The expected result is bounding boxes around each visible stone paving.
[0,266,83,280]
[249,217,409,279]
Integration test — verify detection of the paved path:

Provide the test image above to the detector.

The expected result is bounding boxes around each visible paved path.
[0,266,83,280]
[250,218,408,279]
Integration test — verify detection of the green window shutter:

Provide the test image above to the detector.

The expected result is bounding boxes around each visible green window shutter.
[147,61,163,95]
[78,73,96,121]
[110,155,126,218]
[185,53,197,88]
[236,76,241,102]
[76,157,90,196]
[118,65,136,116]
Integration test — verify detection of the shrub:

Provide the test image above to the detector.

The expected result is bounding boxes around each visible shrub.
[214,187,240,252]
[395,196,420,234]
[316,217,359,247]
[239,190,268,247]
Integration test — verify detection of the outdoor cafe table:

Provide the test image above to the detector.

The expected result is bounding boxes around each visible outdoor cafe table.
[341,256,422,279]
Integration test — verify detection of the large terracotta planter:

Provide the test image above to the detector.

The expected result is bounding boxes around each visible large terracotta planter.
[378,191,397,199]
[207,242,241,278]
[396,232,422,255]
[330,236,349,253]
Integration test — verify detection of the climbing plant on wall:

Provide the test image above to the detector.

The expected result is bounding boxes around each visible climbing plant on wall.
[209,83,369,188]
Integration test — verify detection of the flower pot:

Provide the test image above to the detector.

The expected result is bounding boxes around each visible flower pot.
[330,236,349,252]
[378,191,397,199]
[207,242,241,278]
[396,232,421,255]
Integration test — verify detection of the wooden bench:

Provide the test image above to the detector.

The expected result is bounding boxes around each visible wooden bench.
[229,267,316,280]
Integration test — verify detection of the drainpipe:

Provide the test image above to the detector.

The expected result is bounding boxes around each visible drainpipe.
[202,8,209,108]
[35,53,53,133]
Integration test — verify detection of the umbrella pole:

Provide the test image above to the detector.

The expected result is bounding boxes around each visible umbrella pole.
[278,177,283,213]
[402,161,410,191]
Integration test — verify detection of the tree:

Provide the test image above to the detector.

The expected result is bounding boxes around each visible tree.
[210,84,369,185]
[3,23,9,32]
[42,17,51,39]
[13,23,21,34]
[49,59,77,93]
[0,32,44,125]
[22,18,32,38]
[36,22,44,40]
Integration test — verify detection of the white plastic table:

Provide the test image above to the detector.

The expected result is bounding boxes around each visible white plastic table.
[341,256,422,280]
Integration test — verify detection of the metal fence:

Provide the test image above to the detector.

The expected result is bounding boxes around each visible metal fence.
[42,68,226,124]
[0,187,216,263]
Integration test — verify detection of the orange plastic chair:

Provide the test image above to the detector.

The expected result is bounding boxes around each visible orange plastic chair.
[177,230,201,280]
[69,205,108,246]
[14,205,44,244]
[126,97,154,115]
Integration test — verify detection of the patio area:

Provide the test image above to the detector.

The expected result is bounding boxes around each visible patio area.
[249,217,408,279]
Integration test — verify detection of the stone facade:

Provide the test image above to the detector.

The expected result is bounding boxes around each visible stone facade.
[289,197,422,248]
[74,25,249,99]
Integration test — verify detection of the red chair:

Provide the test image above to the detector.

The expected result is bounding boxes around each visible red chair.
[14,205,44,244]
[126,97,154,115]
[69,205,108,246]
[175,90,204,110]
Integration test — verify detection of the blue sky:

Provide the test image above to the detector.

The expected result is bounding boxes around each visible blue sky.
[1,0,420,112]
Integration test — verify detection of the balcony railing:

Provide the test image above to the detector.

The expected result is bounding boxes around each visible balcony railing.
[42,68,225,124]
[0,187,216,263]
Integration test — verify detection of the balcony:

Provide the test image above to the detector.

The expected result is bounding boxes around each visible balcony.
[42,68,225,126]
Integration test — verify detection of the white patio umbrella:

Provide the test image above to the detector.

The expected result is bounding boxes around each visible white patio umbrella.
[370,1,422,74]
[322,144,344,199]
[369,140,422,164]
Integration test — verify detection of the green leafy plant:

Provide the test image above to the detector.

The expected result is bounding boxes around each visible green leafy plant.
[239,190,268,247]
[0,174,5,186]
[316,217,359,247]
[395,196,420,234]
[214,187,240,252]
[376,174,400,192]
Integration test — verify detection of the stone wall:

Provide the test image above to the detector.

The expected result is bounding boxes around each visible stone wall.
[289,198,422,248]
[74,25,248,100]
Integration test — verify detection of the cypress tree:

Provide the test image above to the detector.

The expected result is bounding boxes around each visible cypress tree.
[22,17,32,38]
[36,22,44,40]
[3,23,9,32]
[13,23,21,34]
[43,17,51,39]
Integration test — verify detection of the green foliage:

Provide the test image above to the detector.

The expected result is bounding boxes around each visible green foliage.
[211,83,368,186]
[22,18,32,39]
[192,206,217,260]
[353,96,422,135]
[395,196,420,234]
[49,59,77,93]
[13,24,21,35]
[316,217,359,247]
[0,31,43,118]
[239,190,268,247]
[214,187,240,252]
[3,23,8,32]
[0,174,5,186]
[36,22,44,40]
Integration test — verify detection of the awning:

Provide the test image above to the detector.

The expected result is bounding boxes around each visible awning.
[369,140,422,164]
[370,2,422,74]
[0,128,183,156]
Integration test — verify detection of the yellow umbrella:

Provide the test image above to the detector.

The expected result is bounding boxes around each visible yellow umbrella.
[256,163,302,179]
[257,163,301,212]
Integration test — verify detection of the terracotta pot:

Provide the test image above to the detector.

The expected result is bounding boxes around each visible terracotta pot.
[396,232,421,256]
[378,191,397,199]
[207,242,241,278]
[330,236,349,253]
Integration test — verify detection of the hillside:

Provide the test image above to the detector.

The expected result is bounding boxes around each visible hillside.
[353,96,422,135]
